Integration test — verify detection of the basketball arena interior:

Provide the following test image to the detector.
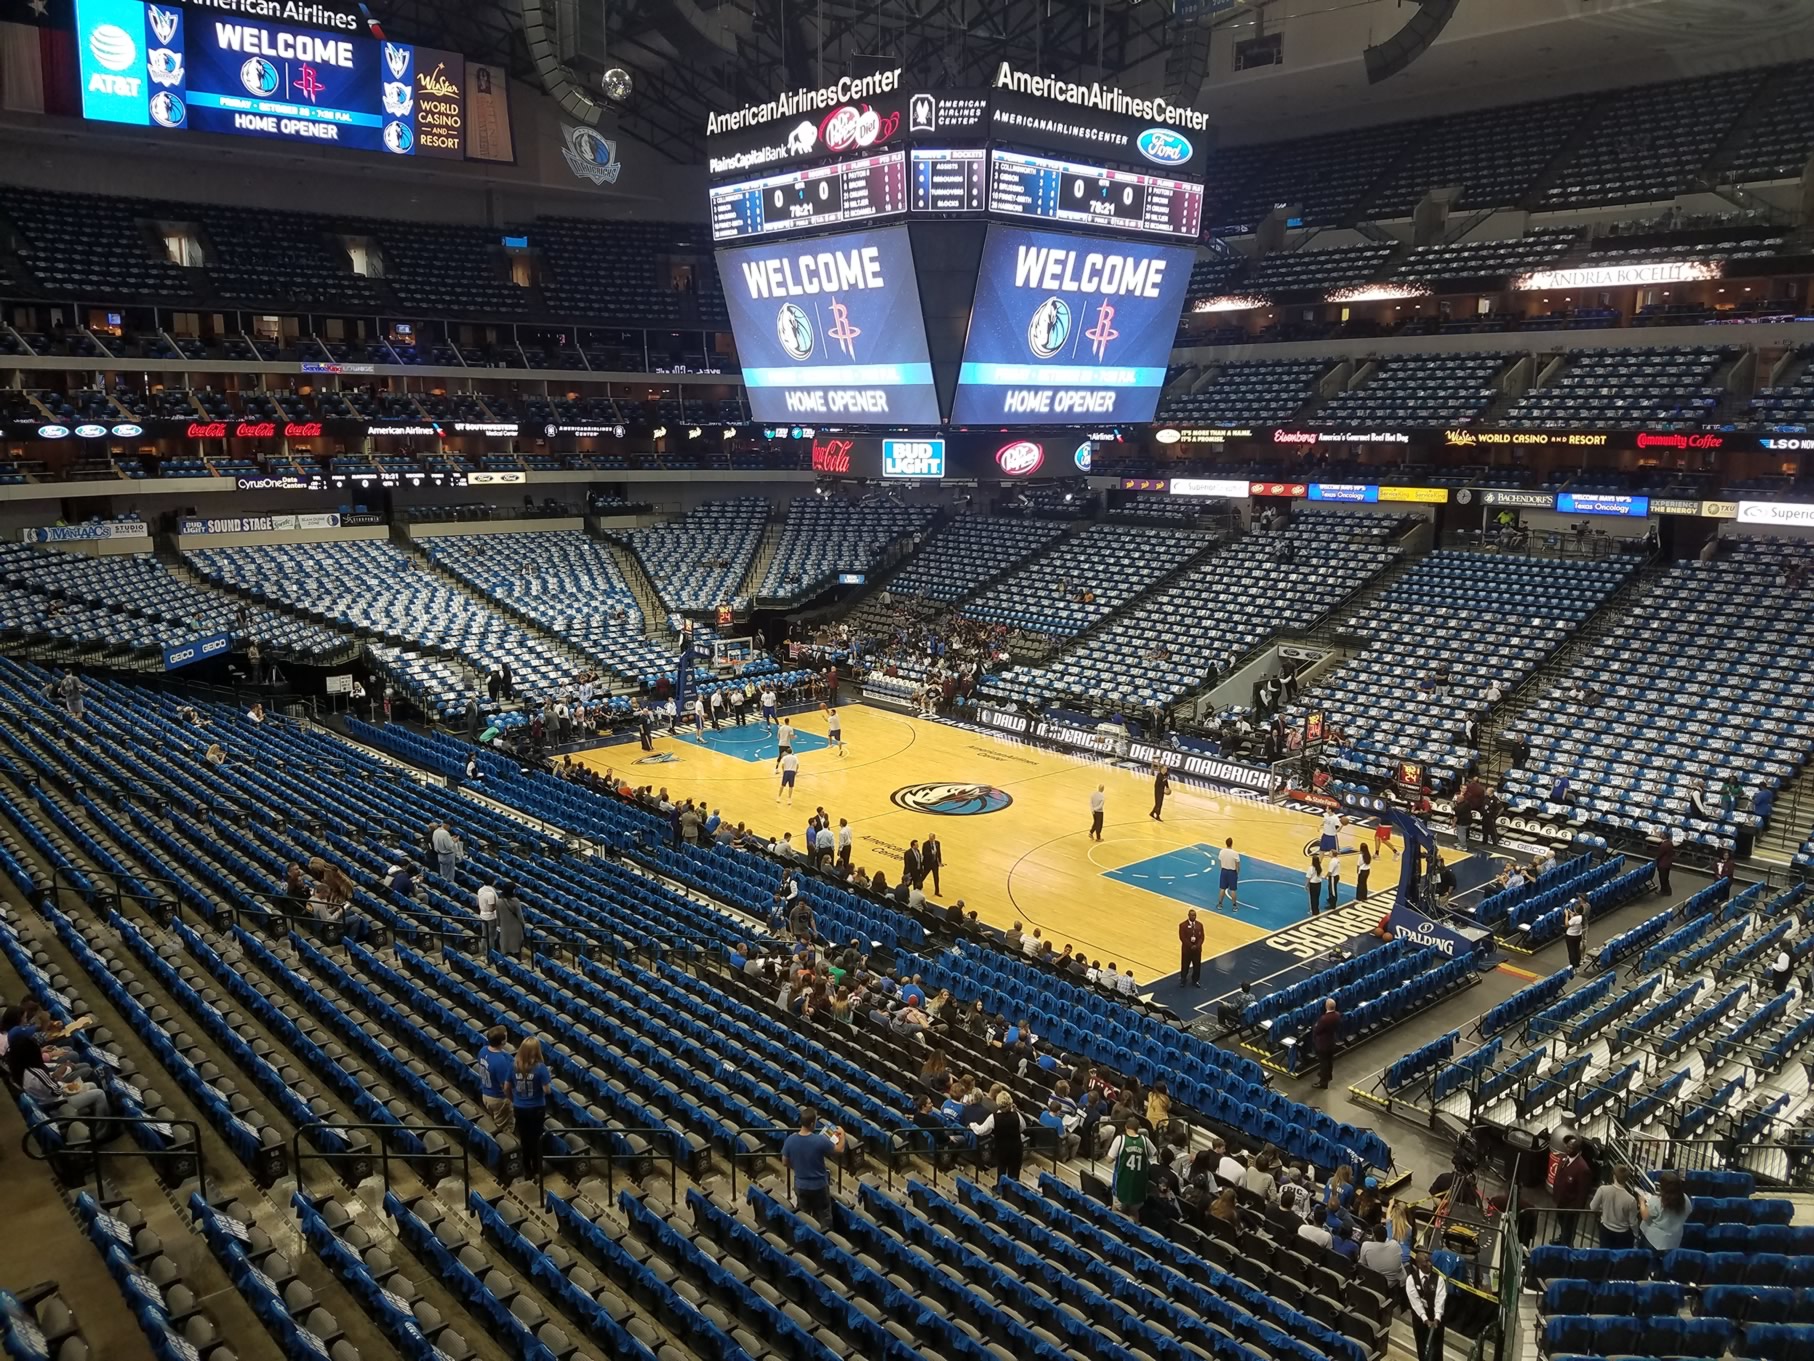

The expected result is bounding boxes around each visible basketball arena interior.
[5,0,1814,1358]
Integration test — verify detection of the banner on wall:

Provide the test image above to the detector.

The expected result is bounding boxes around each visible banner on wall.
[21,521,150,545]
[162,633,231,671]
[179,513,342,535]
[464,62,515,162]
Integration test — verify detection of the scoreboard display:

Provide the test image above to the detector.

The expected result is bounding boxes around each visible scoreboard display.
[910,147,986,213]
[709,150,907,242]
[988,149,1204,240]
[73,0,510,160]
[716,226,940,426]
[709,70,1208,435]
[951,224,1194,425]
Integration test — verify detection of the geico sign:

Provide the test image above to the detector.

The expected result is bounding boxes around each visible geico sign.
[166,648,196,664]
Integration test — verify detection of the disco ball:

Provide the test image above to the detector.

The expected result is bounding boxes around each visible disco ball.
[601,66,633,101]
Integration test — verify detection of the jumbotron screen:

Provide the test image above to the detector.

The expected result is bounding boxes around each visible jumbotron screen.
[951,223,1194,425]
[73,0,512,160]
[717,225,941,426]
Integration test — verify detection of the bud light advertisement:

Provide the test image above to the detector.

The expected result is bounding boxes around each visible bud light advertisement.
[951,224,1194,425]
[718,225,940,426]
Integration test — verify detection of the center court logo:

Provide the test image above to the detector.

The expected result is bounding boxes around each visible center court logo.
[891,783,1014,816]
[635,752,679,765]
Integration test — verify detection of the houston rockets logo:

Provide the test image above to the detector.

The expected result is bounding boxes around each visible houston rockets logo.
[1084,301,1120,361]
[295,64,326,102]
[826,298,861,360]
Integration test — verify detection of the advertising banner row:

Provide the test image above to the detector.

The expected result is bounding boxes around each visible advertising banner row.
[1151,424,1800,455]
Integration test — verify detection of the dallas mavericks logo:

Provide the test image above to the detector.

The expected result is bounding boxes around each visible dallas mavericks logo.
[148,47,183,88]
[560,124,621,185]
[1027,296,1071,359]
[148,4,179,43]
[240,57,279,96]
[150,91,186,127]
[383,121,414,154]
[384,42,412,80]
[635,752,679,765]
[382,81,412,117]
[776,302,814,361]
[891,783,1014,816]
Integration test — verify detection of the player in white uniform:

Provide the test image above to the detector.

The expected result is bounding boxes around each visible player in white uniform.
[774,719,796,770]
[827,707,844,756]
[778,750,800,804]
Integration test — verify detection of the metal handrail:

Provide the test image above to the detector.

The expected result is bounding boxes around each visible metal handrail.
[290,1120,471,1200]
[533,1124,681,1201]
[20,1112,206,1203]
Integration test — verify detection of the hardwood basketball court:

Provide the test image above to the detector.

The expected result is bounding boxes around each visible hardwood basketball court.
[574,703,1423,983]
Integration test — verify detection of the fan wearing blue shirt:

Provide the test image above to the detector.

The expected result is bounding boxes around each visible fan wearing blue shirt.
[782,1106,846,1213]
[510,1035,553,1182]
[476,1026,515,1130]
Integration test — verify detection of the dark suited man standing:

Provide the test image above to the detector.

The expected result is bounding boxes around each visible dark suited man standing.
[1311,998,1342,1089]
[903,839,922,890]
[922,832,944,897]
[1178,910,1205,987]
[1150,763,1171,821]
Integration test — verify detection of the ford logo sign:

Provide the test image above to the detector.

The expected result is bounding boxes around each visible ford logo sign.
[110,423,144,438]
[73,423,108,439]
[36,424,70,439]
[1137,127,1192,165]
[995,440,1044,476]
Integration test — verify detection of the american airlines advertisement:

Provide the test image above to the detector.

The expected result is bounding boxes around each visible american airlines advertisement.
[717,226,941,426]
[952,224,1193,425]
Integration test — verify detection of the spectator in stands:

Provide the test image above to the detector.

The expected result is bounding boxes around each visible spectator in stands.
[1590,1164,1641,1249]
[1211,1135,1245,1186]
[1770,946,1794,996]
[509,1034,552,1182]
[1145,1079,1171,1131]
[1714,850,1737,882]
[1208,1187,1243,1230]
[1116,968,1137,997]
[1105,1117,1157,1215]
[1359,1221,1405,1284]
[8,1032,110,1126]
[1405,1252,1447,1361]
[496,883,524,959]
[1242,1146,1280,1201]
[1298,1206,1336,1251]
[1023,927,1043,957]
[430,821,457,879]
[967,1087,1025,1180]
[1311,997,1341,1089]
[783,1107,845,1213]
[1564,897,1587,969]
[476,1026,513,1129]
[1638,1171,1691,1253]
[475,881,499,951]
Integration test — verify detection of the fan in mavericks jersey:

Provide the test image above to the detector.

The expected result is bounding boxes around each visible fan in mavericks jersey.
[1106,1120,1158,1214]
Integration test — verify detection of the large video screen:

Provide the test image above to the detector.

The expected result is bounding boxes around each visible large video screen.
[951,224,1193,425]
[74,0,512,160]
[718,225,940,426]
